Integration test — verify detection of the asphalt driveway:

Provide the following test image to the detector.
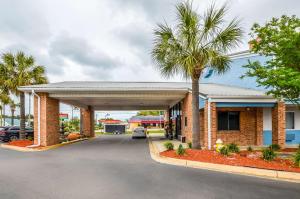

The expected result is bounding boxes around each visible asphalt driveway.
[0,135,299,199]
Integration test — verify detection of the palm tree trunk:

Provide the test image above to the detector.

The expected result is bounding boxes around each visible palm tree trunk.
[3,104,5,126]
[11,109,14,126]
[192,78,200,149]
[19,92,26,139]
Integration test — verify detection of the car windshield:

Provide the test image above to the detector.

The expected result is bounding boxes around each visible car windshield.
[135,128,144,131]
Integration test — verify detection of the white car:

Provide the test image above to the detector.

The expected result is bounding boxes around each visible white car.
[132,127,147,139]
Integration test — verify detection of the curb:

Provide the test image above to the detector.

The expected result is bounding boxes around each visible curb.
[1,138,92,152]
[148,138,300,183]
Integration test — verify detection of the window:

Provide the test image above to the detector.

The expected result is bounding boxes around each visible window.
[286,112,295,129]
[217,111,240,131]
[184,117,187,127]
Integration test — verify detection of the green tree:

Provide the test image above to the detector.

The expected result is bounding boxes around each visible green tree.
[0,52,48,139]
[136,110,162,116]
[0,94,11,126]
[243,15,300,103]
[152,1,242,148]
[9,100,18,126]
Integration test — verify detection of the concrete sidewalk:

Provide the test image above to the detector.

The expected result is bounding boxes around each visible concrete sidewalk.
[148,136,300,183]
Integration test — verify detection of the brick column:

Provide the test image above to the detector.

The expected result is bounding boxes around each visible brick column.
[80,106,95,137]
[272,102,286,148]
[181,93,192,142]
[34,93,59,146]
[202,102,208,148]
[210,102,217,148]
[255,108,263,145]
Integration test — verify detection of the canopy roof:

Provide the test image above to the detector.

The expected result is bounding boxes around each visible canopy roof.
[19,81,274,110]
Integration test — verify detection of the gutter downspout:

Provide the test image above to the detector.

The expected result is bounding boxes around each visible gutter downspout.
[27,90,41,148]
[207,98,212,150]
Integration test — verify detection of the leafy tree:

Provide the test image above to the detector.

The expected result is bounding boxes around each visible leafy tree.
[243,15,300,103]
[0,52,48,139]
[9,100,18,126]
[136,110,162,116]
[152,1,242,148]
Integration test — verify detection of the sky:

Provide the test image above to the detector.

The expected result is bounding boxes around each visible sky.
[1,0,300,120]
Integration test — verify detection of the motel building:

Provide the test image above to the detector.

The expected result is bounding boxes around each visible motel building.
[128,115,164,130]
[18,51,300,149]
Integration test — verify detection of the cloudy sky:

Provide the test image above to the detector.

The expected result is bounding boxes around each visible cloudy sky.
[1,0,299,120]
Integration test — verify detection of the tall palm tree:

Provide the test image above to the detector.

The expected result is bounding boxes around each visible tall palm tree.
[9,100,18,126]
[152,2,242,148]
[0,93,11,126]
[1,52,48,139]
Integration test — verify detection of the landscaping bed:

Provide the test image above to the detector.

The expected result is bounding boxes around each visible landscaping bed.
[160,149,300,173]
[8,140,33,147]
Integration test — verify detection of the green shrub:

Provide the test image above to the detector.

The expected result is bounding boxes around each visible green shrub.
[247,146,253,152]
[227,143,240,153]
[262,148,277,161]
[176,144,185,156]
[219,146,229,156]
[269,144,281,151]
[164,142,174,150]
[27,136,33,141]
[188,142,192,149]
[294,150,300,167]
[298,144,300,152]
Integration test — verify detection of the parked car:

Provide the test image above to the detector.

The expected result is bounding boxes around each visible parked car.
[0,126,34,142]
[132,127,146,139]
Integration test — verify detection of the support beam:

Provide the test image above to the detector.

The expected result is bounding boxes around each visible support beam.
[80,106,95,137]
[34,93,59,146]
[272,102,286,148]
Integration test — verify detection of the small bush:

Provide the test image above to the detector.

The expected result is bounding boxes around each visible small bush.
[262,148,277,161]
[176,144,185,155]
[67,133,81,141]
[219,146,229,156]
[269,144,281,151]
[247,146,253,152]
[188,142,192,149]
[227,143,240,153]
[294,151,300,167]
[164,142,174,150]
[27,136,33,141]
[298,144,300,152]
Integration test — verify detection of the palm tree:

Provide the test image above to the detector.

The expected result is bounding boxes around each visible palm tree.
[152,2,242,148]
[9,100,18,126]
[1,52,48,139]
[0,94,11,126]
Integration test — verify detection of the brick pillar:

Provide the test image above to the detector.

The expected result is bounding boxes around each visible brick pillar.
[202,102,208,148]
[272,102,286,148]
[181,93,192,142]
[34,93,59,146]
[80,106,95,137]
[210,102,217,148]
[255,108,263,145]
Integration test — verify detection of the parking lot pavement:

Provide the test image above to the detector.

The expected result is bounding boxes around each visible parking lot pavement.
[0,134,299,199]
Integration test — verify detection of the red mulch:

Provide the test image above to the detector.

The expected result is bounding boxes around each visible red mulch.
[160,149,300,173]
[280,148,298,153]
[8,140,33,147]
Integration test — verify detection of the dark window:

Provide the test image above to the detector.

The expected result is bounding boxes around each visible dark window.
[218,111,240,131]
[286,112,295,129]
[184,117,187,127]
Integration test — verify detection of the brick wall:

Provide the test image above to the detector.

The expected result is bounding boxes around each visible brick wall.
[34,93,60,146]
[214,107,263,146]
[180,96,266,147]
[181,92,192,142]
[80,106,95,137]
[272,102,286,148]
